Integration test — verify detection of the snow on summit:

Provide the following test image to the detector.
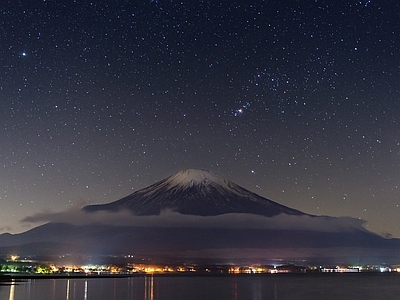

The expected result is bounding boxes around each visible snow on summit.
[165,169,231,189]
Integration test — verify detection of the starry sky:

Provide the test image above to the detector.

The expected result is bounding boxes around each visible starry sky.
[0,0,399,237]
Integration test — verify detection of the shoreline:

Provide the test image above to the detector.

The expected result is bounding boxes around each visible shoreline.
[1,271,398,281]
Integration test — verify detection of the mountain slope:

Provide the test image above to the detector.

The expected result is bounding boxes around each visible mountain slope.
[83,169,305,217]
[2,223,400,264]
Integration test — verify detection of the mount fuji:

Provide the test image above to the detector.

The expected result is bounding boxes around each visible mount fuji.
[83,169,305,217]
[1,169,400,264]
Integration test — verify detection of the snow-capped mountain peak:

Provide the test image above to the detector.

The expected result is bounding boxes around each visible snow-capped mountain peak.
[83,169,306,217]
[164,169,230,189]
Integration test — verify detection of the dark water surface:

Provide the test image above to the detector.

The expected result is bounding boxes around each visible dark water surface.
[1,273,400,300]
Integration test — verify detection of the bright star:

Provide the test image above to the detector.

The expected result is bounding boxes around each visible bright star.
[233,102,251,117]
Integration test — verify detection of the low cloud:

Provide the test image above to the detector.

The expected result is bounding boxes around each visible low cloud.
[22,208,368,233]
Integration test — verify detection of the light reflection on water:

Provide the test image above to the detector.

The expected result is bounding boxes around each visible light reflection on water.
[144,275,154,300]
[8,281,14,300]
[2,274,400,300]
[66,280,70,300]
[84,280,88,300]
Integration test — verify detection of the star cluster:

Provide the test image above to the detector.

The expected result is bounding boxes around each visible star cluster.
[0,0,399,236]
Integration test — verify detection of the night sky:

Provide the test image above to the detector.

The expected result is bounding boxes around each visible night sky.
[1,0,399,237]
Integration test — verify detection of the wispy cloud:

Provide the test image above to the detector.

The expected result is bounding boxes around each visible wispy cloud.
[22,208,368,233]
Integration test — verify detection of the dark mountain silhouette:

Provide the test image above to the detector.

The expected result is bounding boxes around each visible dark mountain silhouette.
[1,169,400,264]
[83,169,305,217]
